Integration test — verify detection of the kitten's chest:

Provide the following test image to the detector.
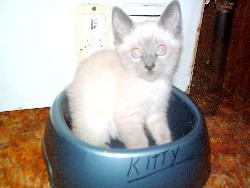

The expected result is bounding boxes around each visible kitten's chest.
[116,78,169,110]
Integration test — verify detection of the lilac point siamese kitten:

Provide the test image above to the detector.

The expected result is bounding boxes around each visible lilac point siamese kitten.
[67,1,182,149]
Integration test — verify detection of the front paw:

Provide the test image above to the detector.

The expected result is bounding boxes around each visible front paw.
[123,136,149,149]
[155,131,172,145]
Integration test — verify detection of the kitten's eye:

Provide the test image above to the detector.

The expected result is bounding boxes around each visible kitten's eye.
[131,48,142,58]
[155,44,167,56]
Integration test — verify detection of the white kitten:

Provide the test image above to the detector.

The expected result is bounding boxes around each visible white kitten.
[67,1,182,149]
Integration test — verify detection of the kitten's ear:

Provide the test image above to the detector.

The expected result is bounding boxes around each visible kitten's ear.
[158,1,182,37]
[112,7,134,44]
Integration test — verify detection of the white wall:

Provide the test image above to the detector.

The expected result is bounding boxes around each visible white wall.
[0,0,205,111]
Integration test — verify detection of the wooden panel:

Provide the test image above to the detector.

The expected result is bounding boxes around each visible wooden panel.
[191,0,250,103]
[223,0,250,100]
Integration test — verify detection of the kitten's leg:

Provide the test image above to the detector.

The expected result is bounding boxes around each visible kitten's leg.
[115,116,149,149]
[146,112,172,145]
[72,125,110,148]
[71,112,111,148]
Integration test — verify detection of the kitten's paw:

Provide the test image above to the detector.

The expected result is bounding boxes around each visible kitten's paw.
[155,131,172,145]
[73,128,110,148]
[125,141,149,149]
[123,135,149,149]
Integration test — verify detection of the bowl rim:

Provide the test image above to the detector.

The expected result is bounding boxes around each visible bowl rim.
[49,87,204,157]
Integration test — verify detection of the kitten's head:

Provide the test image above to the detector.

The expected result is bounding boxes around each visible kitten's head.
[112,1,182,81]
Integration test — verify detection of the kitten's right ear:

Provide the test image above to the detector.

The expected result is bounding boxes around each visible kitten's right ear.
[112,7,134,44]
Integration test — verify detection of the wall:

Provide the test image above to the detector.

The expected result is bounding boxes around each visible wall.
[0,0,204,111]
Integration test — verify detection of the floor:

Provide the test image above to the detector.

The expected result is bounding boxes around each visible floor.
[0,93,249,188]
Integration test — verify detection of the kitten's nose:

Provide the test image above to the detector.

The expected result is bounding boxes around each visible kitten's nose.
[145,64,155,71]
[144,56,155,71]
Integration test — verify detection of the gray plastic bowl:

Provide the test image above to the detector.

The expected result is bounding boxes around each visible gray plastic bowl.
[43,87,210,188]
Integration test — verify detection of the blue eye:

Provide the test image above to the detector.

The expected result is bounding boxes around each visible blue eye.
[131,47,142,58]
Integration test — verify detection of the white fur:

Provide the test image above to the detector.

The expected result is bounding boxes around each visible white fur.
[67,1,182,149]
[67,50,173,148]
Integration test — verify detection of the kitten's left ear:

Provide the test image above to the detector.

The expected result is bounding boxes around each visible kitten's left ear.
[112,7,134,44]
[158,1,182,37]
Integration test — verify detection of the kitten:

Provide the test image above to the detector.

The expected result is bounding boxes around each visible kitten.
[67,1,182,149]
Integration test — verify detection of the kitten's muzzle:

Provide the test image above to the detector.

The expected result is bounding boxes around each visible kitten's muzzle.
[144,57,155,71]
